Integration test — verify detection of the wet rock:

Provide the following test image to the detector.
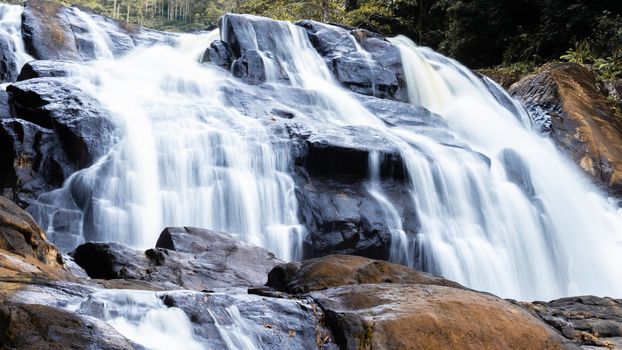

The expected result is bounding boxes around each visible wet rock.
[72,227,282,290]
[297,20,405,100]
[160,291,337,349]
[267,255,462,293]
[0,33,18,83]
[201,39,233,69]
[16,60,83,81]
[0,119,73,206]
[510,63,622,196]
[0,196,62,268]
[231,49,272,84]
[0,91,10,120]
[71,242,153,281]
[7,78,119,169]
[523,296,622,348]
[295,172,417,260]
[0,302,139,349]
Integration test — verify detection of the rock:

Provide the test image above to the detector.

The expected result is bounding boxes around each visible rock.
[478,68,523,90]
[158,291,337,349]
[523,296,622,348]
[0,119,73,206]
[21,0,174,62]
[201,39,234,69]
[510,63,622,196]
[265,255,575,350]
[72,227,283,290]
[0,196,62,268]
[7,78,118,169]
[0,33,18,83]
[0,91,10,120]
[297,20,405,100]
[295,173,416,260]
[16,60,83,81]
[21,0,83,60]
[313,283,575,350]
[71,242,153,280]
[0,302,139,349]
[267,255,462,293]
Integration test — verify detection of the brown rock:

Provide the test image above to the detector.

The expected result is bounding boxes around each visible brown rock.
[510,63,622,196]
[266,254,462,293]
[312,283,577,350]
[267,255,577,350]
[0,196,62,269]
[0,302,138,349]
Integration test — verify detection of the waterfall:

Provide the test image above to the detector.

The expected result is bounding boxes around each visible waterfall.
[0,4,33,85]
[14,10,622,300]
[30,27,304,260]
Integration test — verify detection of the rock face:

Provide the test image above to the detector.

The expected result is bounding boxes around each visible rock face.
[510,63,622,196]
[524,296,622,349]
[72,227,282,290]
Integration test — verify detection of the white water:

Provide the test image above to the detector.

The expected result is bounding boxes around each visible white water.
[78,290,203,350]
[388,36,622,299]
[0,4,33,84]
[72,7,115,59]
[32,29,304,260]
[16,10,621,300]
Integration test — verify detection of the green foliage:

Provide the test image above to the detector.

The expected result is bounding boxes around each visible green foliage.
[237,0,345,22]
[559,11,622,80]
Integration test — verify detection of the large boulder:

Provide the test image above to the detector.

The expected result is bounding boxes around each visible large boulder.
[266,255,577,350]
[72,227,283,290]
[313,284,574,350]
[510,63,622,196]
[0,302,139,349]
[0,119,72,206]
[7,78,118,170]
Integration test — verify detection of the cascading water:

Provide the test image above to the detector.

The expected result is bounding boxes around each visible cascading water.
[16,8,621,301]
[0,4,33,84]
[31,29,304,260]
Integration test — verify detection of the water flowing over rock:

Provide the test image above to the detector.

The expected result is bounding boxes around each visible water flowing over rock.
[510,63,622,197]
[0,0,620,309]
